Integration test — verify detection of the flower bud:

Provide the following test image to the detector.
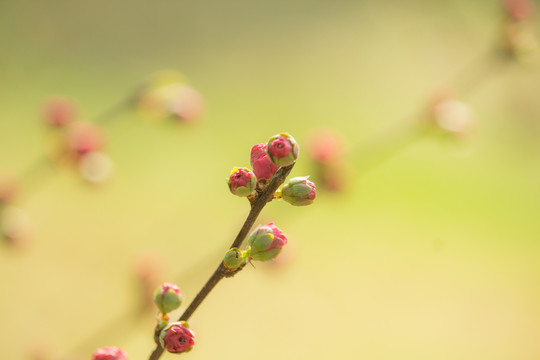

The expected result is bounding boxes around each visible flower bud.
[91,346,128,360]
[43,97,77,127]
[281,176,316,206]
[137,70,204,122]
[250,143,279,180]
[223,248,246,270]
[266,133,299,167]
[66,122,104,156]
[79,151,114,184]
[307,130,344,164]
[0,174,18,205]
[168,85,205,123]
[153,282,183,314]
[228,167,256,197]
[248,222,288,261]
[432,98,473,135]
[1,206,32,247]
[159,321,195,354]
[503,0,533,22]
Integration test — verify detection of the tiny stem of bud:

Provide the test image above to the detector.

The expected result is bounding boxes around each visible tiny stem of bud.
[147,163,294,360]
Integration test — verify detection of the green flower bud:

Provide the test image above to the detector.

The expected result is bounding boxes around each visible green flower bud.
[281,176,317,206]
[223,248,247,270]
[153,282,183,314]
[247,222,288,262]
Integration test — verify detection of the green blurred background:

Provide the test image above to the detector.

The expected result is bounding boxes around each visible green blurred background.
[1,0,540,359]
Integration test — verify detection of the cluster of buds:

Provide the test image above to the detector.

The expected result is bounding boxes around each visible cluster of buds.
[224,133,316,270]
[137,70,205,123]
[227,133,315,205]
[152,282,195,354]
[42,98,114,184]
[500,0,539,65]
[306,130,347,191]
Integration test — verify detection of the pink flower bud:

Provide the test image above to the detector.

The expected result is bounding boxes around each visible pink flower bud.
[1,206,32,247]
[504,0,533,21]
[137,70,204,122]
[266,133,299,167]
[153,282,183,314]
[168,85,205,123]
[307,130,344,164]
[250,143,279,180]
[248,222,288,261]
[91,346,128,360]
[228,167,256,197]
[281,176,316,206]
[66,122,104,156]
[0,174,18,205]
[43,97,77,127]
[159,321,195,354]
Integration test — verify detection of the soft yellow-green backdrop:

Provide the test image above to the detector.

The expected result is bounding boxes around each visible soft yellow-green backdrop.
[1,1,540,359]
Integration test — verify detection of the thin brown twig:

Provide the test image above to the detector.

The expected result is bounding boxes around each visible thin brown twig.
[147,163,295,360]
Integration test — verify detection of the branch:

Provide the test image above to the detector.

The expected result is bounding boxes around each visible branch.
[147,163,294,360]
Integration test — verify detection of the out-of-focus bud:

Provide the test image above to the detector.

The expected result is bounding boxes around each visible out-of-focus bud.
[250,143,279,180]
[307,130,344,165]
[266,133,299,167]
[427,94,474,140]
[502,22,540,64]
[159,321,195,354]
[247,222,288,262]
[65,122,104,156]
[133,251,164,313]
[228,167,256,197]
[153,282,183,314]
[91,346,128,360]
[0,174,18,205]
[79,151,114,184]
[281,176,316,206]
[306,130,347,192]
[137,70,204,122]
[168,85,205,122]
[42,97,77,127]
[1,206,32,247]
[503,0,533,22]
[432,98,473,136]
[222,248,247,270]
